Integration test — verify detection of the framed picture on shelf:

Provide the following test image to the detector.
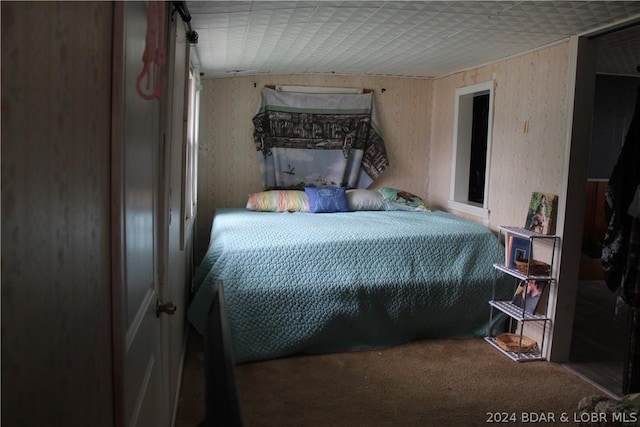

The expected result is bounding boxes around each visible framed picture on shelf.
[525,192,558,235]
[511,280,548,315]
[505,235,530,270]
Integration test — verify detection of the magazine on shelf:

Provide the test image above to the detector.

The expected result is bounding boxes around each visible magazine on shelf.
[505,235,530,270]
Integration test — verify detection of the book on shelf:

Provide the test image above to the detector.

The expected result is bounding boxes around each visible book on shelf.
[505,235,530,270]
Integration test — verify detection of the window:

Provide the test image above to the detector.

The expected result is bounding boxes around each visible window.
[448,81,494,219]
[184,67,200,221]
[179,56,200,250]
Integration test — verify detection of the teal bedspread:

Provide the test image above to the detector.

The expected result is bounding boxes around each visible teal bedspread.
[187,208,510,363]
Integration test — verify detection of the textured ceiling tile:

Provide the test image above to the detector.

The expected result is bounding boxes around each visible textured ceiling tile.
[189,1,640,78]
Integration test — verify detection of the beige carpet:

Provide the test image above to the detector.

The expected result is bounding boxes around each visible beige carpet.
[176,334,609,427]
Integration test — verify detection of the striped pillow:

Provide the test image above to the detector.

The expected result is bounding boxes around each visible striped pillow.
[246,190,310,212]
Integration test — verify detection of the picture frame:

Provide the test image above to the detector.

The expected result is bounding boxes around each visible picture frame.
[525,192,558,235]
[511,280,548,315]
[506,236,530,270]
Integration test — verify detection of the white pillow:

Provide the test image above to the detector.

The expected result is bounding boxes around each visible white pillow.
[345,189,387,211]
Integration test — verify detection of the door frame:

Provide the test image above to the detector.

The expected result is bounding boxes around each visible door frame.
[110,3,126,423]
[549,17,640,362]
[157,12,192,425]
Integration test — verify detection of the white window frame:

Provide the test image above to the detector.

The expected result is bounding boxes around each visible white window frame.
[448,80,495,219]
[185,67,200,221]
[179,58,200,250]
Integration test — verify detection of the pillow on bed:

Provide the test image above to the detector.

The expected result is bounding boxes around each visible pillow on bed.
[304,187,351,213]
[346,189,386,211]
[378,187,430,212]
[246,190,310,212]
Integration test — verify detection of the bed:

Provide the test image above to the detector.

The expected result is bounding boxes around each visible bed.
[187,195,510,364]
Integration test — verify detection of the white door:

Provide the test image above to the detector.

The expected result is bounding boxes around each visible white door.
[112,2,168,425]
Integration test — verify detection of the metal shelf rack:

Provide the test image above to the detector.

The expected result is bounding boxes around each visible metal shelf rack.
[486,226,560,362]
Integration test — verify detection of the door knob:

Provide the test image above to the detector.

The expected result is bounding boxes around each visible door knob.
[157,301,177,317]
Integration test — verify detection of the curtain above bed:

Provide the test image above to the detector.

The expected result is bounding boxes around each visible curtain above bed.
[252,88,389,190]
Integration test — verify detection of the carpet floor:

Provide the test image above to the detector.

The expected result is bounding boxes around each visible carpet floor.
[175,332,610,427]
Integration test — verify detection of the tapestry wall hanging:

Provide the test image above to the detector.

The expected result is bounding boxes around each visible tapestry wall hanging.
[252,88,389,190]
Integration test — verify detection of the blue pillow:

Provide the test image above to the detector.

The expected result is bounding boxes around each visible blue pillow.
[304,187,351,213]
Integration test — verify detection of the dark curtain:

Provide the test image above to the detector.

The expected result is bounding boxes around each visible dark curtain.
[602,86,640,301]
[601,86,640,394]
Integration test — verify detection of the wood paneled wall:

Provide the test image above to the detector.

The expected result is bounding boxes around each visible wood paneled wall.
[582,180,609,253]
[429,42,571,231]
[1,2,114,424]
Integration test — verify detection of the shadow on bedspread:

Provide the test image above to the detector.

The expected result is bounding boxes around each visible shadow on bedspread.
[187,209,511,363]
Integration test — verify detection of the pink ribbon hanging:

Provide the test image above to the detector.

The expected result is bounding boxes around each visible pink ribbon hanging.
[136,0,166,100]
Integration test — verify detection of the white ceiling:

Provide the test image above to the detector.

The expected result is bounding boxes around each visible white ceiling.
[186,1,640,79]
